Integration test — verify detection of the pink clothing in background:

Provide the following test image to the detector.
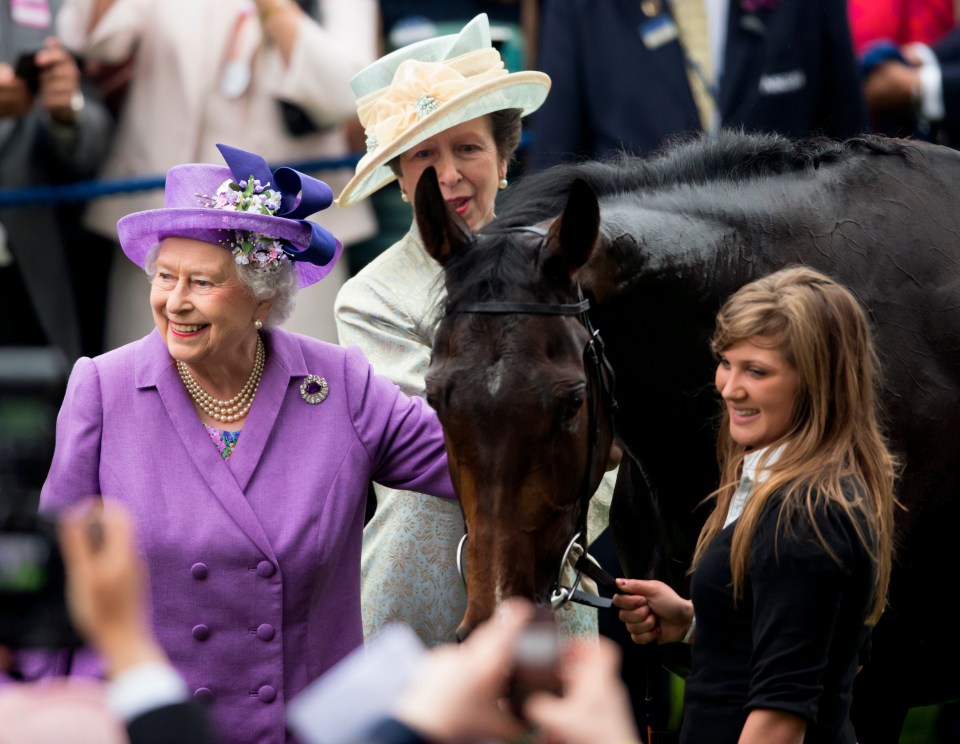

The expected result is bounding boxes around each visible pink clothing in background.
[848,0,955,55]
[0,680,126,744]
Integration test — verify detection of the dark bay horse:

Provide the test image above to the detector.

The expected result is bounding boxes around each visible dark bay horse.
[416,131,960,743]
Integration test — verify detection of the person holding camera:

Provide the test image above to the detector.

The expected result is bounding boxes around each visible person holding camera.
[1,3,113,364]
[0,503,210,744]
[359,599,641,744]
[615,267,896,744]
[21,143,456,744]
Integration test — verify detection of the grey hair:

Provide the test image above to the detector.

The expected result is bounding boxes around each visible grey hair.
[143,242,298,326]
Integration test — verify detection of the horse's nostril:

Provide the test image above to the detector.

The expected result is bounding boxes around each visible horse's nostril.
[455,625,471,643]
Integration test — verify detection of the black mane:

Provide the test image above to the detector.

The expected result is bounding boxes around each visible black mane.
[492,130,908,229]
[442,228,555,316]
[443,132,910,317]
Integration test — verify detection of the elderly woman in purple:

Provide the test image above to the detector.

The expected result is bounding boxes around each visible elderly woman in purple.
[28,145,454,743]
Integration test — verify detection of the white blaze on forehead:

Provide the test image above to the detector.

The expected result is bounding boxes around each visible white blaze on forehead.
[486,359,507,397]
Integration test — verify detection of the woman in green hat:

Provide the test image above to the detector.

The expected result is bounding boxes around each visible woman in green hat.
[335,14,616,647]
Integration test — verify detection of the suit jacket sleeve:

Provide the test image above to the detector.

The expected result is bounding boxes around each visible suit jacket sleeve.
[363,718,429,744]
[127,703,212,744]
[746,497,870,721]
[933,28,960,132]
[820,0,870,139]
[527,0,588,170]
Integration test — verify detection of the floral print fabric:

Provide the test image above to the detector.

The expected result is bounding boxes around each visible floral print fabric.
[205,424,240,460]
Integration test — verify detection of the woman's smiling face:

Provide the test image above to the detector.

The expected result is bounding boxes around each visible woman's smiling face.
[715,337,800,449]
[396,114,506,230]
[150,237,269,372]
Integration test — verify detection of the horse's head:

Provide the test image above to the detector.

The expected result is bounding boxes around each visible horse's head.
[417,168,616,638]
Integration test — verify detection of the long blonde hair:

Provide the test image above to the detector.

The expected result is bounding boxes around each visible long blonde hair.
[691,267,896,624]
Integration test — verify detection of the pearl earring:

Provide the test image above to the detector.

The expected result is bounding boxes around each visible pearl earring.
[254,319,263,330]
[400,189,409,203]
[498,177,508,190]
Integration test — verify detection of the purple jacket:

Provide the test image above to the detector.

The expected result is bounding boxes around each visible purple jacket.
[36,328,454,743]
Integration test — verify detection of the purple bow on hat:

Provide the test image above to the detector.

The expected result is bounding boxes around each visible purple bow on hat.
[216,144,338,267]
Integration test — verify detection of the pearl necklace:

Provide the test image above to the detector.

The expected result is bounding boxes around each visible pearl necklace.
[176,336,265,423]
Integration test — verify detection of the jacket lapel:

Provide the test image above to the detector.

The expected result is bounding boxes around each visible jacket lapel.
[135,330,278,563]
[228,329,308,492]
[719,1,765,118]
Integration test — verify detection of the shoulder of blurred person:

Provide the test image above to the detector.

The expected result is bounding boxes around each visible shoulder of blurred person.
[0,678,126,744]
[0,670,209,744]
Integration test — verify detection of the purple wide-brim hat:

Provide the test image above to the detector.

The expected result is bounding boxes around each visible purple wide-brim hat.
[117,150,343,288]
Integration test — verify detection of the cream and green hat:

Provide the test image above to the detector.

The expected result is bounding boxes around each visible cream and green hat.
[336,14,551,207]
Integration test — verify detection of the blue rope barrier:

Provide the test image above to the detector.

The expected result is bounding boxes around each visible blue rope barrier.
[0,153,362,208]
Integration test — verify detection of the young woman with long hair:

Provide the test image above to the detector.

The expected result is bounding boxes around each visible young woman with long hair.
[615,266,897,744]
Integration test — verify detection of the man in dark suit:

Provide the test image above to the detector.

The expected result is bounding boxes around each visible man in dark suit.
[525,2,867,734]
[528,0,867,167]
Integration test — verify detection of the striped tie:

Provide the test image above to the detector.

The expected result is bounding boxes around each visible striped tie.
[670,0,717,132]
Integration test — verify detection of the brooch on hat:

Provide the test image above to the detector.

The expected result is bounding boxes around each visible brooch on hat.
[300,375,329,405]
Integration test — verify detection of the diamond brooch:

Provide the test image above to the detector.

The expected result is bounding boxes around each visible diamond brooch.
[300,374,329,405]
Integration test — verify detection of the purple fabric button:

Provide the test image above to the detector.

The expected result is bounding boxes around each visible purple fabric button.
[192,624,211,641]
[257,685,277,703]
[191,563,209,580]
[194,687,213,702]
[256,560,276,577]
[256,623,275,641]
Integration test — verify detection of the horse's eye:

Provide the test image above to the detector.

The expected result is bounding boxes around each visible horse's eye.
[560,391,585,423]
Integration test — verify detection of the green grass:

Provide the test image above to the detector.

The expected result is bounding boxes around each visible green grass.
[900,705,946,743]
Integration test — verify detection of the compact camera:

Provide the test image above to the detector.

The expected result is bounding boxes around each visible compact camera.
[14,51,42,94]
[0,513,82,649]
[506,604,564,719]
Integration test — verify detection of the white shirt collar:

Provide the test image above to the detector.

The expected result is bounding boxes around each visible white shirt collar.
[723,442,786,528]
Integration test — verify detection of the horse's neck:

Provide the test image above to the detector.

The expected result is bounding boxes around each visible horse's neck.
[587,205,741,567]
[600,201,747,284]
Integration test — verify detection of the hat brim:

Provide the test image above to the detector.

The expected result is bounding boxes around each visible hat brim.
[117,208,343,288]
[337,71,550,207]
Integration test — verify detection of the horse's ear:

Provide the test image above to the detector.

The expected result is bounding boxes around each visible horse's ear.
[414,167,474,266]
[547,178,600,271]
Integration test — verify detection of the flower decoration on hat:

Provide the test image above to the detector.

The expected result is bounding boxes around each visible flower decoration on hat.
[200,176,290,271]
[358,49,506,160]
[336,13,551,208]
[203,144,340,271]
